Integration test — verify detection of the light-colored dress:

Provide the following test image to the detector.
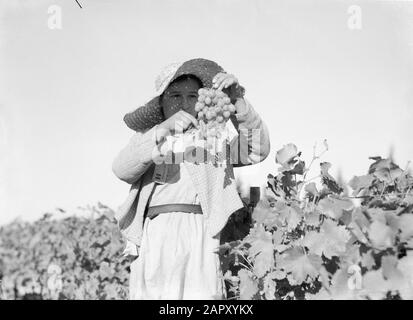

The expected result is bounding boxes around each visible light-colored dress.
[128,160,227,300]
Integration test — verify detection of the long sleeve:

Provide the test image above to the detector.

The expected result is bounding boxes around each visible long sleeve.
[112,125,162,184]
[229,98,271,167]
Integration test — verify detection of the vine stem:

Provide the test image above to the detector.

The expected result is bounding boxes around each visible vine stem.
[238,262,253,272]
[298,141,328,196]
[403,186,412,201]
[240,254,254,270]
[337,191,411,200]
[379,182,387,198]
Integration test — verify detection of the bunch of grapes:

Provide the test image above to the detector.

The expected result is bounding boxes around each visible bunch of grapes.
[195,88,236,147]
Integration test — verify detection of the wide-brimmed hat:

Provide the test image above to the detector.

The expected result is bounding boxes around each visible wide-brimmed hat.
[123,58,242,132]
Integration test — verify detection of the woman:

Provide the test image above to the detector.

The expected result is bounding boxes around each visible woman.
[112,58,270,299]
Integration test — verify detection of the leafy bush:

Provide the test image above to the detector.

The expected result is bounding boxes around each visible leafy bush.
[219,142,413,300]
[0,203,248,300]
[0,204,131,300]
[2,142,412,300]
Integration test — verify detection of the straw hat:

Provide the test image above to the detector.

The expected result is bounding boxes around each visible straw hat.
[123,58,244,132]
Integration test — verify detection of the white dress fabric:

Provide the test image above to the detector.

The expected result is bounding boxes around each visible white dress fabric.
[129,161,226,300]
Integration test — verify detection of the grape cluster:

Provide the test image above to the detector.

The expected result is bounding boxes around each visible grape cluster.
[195,88,236,147]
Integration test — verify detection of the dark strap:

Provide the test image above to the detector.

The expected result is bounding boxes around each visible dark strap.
[147,203,203,220]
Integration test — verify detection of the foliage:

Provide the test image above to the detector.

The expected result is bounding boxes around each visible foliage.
[219,142,413,300]
[0,203,131,300]
[0,202,248,300]
[2,142,412,300]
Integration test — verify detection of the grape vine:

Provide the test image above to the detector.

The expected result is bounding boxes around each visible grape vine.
[1,143,412,300]
[219,143,413,300]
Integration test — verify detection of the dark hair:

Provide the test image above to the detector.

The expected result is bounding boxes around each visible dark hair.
[159,74,203,117]
[173,74,203,88]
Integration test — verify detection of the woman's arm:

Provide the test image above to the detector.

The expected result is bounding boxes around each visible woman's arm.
[229,98,271,167]
[211,72,270,167]
[113,109,202,184]
[112,125,161,184]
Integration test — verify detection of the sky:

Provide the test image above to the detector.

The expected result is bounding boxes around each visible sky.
[0,0,412,225]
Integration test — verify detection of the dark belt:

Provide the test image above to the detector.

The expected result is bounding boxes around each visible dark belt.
[146,203,203,220]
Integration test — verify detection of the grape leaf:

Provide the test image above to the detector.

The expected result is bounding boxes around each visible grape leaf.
[253,251,274,278]
[245,224,274,278]
[252,200,281,229]
[369,158,403,184]
[99,261,113,280]
[397,252,413,299]
[271,269,287,280]
[351,207,370,232]
[238,269,258,300]
[399,214,413,241]
[272,229,288,252]
[347,221,368,244]
[304,182,318,197]
[381,255,404,292]
[261,272,276,300]
[318,196,353,220]
[329,268,360,300]
[361,250,376,269]
[320,162,344,194]
[275,143,298,170]
[290,160,305,175]
[368,220,395,250]
[348,175,374,196]
[246,224,273,258]
[305,210,321,227]
[340,242,361,265]
[403,194,413,205]
[277,247,322,283]
[303,219,351,259]
[104,283,119,300]
[362,270,391,300]
[277,204,303,231]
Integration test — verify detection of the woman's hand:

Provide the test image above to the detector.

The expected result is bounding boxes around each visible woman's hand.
[212,72,239,91]
[212,72,244,104]
[157,110,199,142]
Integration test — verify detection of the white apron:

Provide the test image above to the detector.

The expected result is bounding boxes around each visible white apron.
[128,162,226,300]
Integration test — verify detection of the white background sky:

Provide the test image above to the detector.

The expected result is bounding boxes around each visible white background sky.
[0,0,412,225]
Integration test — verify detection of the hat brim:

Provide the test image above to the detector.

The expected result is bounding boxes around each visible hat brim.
[123,96,165,132]
[123,58,229,132]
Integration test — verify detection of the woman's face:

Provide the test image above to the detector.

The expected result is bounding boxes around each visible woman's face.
[161,76,201,119]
